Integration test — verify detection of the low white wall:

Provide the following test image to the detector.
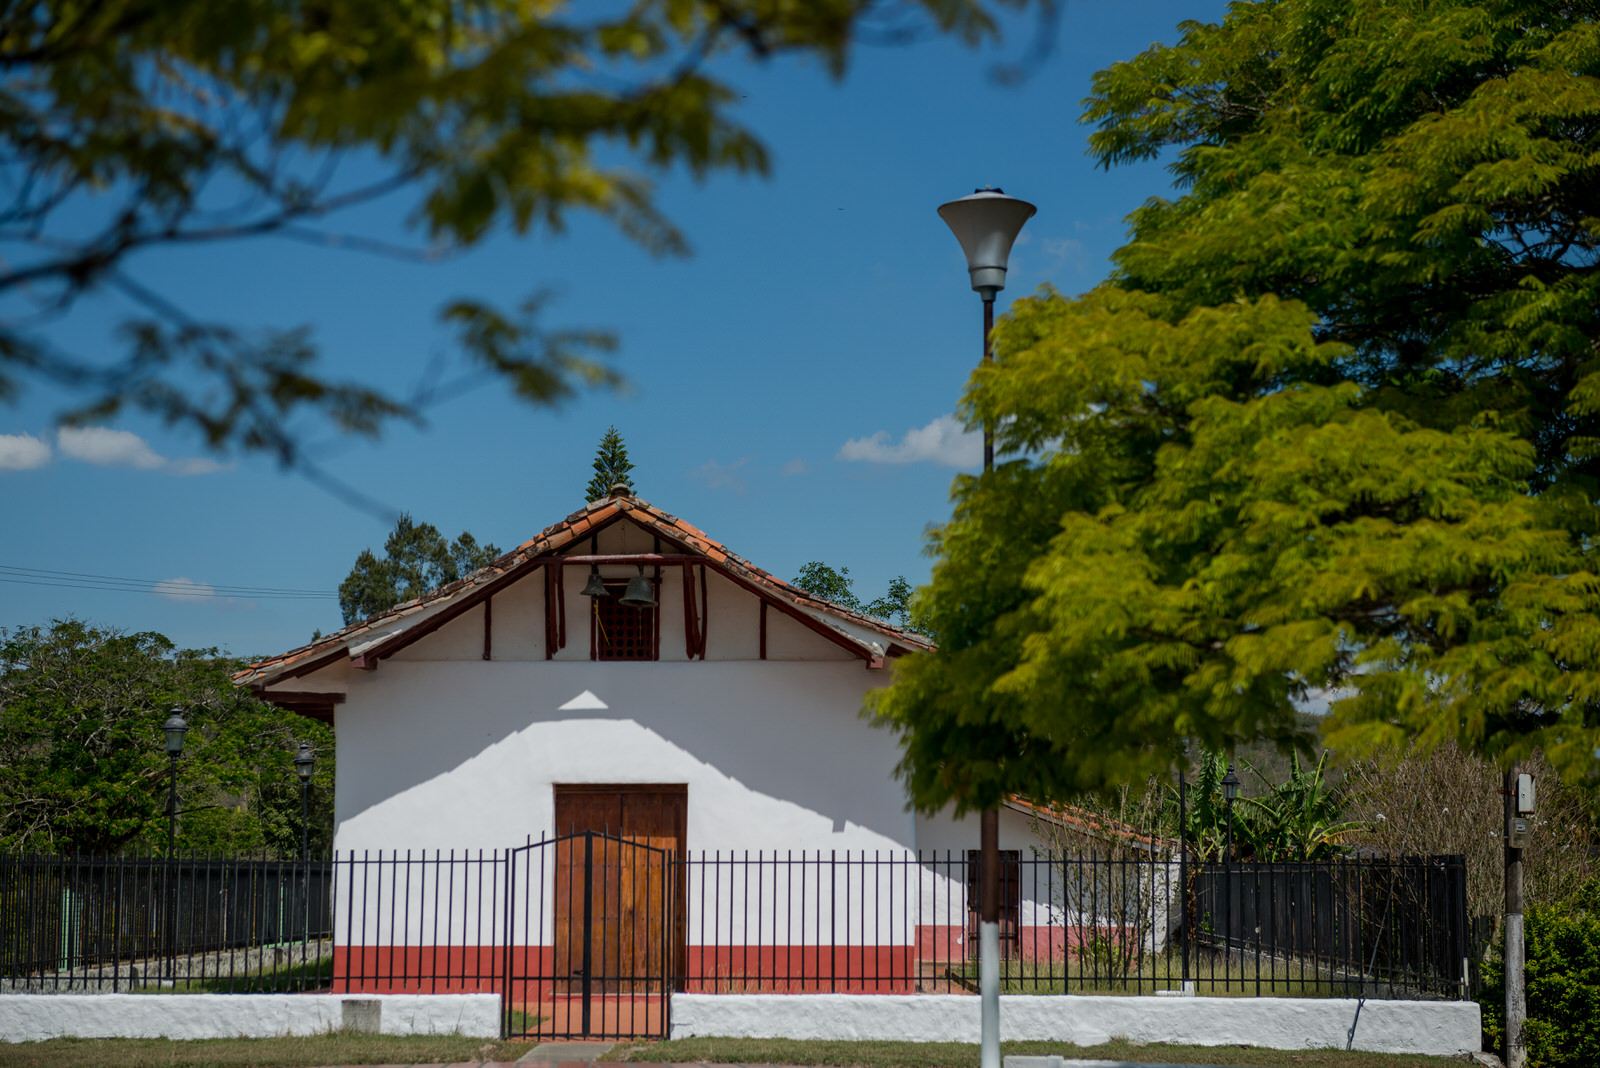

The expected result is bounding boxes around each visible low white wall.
[0,994,500,1042]
[670,994,1482,1058]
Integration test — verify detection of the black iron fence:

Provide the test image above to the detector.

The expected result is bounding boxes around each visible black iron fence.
[0,853,331,992]
[1187,855,1469,998]
[0,845,1470,1015]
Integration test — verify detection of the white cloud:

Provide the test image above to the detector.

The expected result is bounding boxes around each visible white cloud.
[53,427,232,476]
[58,427,166,469]
[152,577,216,601]
[782,458,808,476]
[169,456,235,476]
[0,433,51,471]
[837,413,982,469]
[691,457,750,493]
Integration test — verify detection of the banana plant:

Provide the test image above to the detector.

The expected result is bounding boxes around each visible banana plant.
[1237,751,1365,861]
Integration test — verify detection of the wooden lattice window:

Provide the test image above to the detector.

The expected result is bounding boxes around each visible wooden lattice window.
[594,581,658,660]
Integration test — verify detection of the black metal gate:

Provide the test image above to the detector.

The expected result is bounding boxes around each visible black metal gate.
[503,832,675,1039]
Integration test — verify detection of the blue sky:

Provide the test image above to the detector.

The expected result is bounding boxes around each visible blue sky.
[0,0,1228,658]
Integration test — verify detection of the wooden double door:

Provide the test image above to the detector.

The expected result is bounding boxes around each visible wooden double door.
[552,785,686,994]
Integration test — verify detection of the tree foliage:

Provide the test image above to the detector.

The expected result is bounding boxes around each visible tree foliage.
[0,620,333,855]
[338,514,500,624]
[793,562,926,632]
[1482,877,1600,1068]
[0,0,1024,470]
[585,425,636,501]
[873,0,1600,816]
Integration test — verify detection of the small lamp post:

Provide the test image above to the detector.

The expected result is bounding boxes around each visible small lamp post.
[161,708,187,984]
[294,743,315,863]
[1221,762,1241,859]
[1221,761,1241,978]
[163,710,189,856]
[1177,741,1191,990]
[938,187,1036,1068]
[294,742,316,947]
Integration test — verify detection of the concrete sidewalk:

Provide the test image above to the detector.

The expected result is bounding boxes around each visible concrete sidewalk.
[303,1063,1266,1068]
[322,1059,1286,1068]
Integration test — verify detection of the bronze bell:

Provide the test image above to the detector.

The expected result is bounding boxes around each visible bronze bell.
[619,566,656,608]
[580,565,609,598]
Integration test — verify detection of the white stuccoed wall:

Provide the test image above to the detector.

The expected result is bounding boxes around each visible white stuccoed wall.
[669,993,1483,1057]
[329,655,920,946]
[334,658,912,855]
[0,993,501,1042]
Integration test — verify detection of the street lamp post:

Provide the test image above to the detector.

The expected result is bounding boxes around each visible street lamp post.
[161,708,188,984]
[294,742,316,949]
[1221,762,1241,976]
[1177,743,1190,991]
[938,187,1036,1068]
[163,710,188,855]
[295,742,315,865]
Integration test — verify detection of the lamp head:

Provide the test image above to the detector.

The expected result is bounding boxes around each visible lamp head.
[1221,762,1241,802]
[937,188,1037,298]
[163,709,189,756]
[294,741,315,781]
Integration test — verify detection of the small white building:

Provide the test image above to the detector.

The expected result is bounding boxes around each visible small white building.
[238,489,1130,1002]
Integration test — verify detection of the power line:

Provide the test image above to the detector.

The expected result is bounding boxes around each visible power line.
[0,564,338,600]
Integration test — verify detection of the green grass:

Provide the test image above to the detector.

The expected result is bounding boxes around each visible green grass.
[618,1037,1471,1068]
[0,1034,526,1068]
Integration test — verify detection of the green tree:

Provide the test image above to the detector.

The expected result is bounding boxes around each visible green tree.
[872,0,1600,818]
[338,514,501,624]
[585,426,637,501]
[793,561,862,611]
[793,563,929,633]
[0,0,1020,469]
[0,620,334,855]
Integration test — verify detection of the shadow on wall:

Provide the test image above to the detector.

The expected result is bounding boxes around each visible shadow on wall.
[334,659,909,848]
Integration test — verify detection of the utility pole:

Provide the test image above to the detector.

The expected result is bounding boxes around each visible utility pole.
[1504,764,1527,1068]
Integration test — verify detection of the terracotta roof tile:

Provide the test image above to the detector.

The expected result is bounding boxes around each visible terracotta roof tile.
[1003,796,1175,853]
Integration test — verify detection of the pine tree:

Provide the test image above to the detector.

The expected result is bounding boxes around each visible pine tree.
[585,426,636,501]
[337,515,501,624]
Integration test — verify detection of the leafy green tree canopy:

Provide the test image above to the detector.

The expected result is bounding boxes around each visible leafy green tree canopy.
[0,620,333,855]
[586,426,636,501]
[873,0,1600,816]
[338,514,501,624]
[793,562,926,632]
[0,0,1022,469]
[794,562,863,610]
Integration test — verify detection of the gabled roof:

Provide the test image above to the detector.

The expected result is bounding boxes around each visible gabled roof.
[236,490,933,691]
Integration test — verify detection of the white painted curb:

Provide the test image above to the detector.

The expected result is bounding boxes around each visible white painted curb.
[0,993,501,1042]
[670,994,1483,1058]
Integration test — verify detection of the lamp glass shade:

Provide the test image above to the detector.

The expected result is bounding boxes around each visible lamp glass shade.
[580,566,609,598]
[1221,763,1241,801]
[163,710,189,755]
[937,189,1037,295]
[294,741,315,781]
[619,567,656,608]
